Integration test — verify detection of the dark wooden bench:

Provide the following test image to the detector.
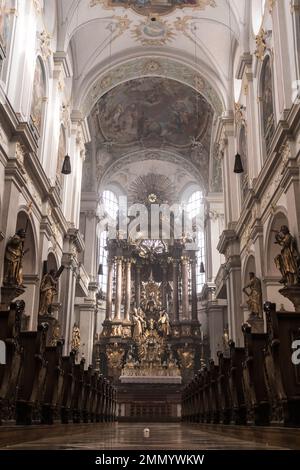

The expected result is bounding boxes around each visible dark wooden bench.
[41,340,64,424]
[217,351,232,424]
[242,323,270,425]
[16,323,49,425]
[0,301,25,423]
[263,302,300,425]
[60,351,76,424]
[228,341,247,424]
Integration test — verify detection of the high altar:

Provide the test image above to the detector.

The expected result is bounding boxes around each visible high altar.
[95,237,203,420]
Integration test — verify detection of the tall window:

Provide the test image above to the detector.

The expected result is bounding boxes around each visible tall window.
[102,190,118,220]
[98,230,108,293]
[261,56,275,152]
[98,190,119,292]
[30,58,46,137]
[186,191,205,293]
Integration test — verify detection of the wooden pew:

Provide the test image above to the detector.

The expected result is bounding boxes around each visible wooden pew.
[72,358,85,423]
[60,351,76,424]
[41,340,64,424]
[96,375,105,422]
[82,366,93,423]
[228,341,247,425]
[192,373,201,423]
[217,351,232,424]
[263,302,300,425]
[113,387,117,421]
[0,301,25,423]
[242,323,270,425]
[16,323,49,425]
[202,367,211,423]
[208,359,220,424]
[89,372,99,422]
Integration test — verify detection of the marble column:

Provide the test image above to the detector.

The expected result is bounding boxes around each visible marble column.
[105,258,114,321]
[60,256,77,355]
[181,256,189,320]
[191,259,198,321]
[79,299,95,366]
[172,259,179,322]
[124,259,132,321]
[161,264,168,309]
[114,257,122,320]
[135,264,141,309]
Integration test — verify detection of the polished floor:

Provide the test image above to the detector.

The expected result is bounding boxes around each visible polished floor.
[3,423,287,450]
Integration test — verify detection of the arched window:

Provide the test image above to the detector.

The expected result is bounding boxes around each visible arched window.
[261,56,275,153]
[0,0,14,72]
[98,230,108,293]
[252,0,266,35]
[186,190,205,293]
[30,57,46,140]
[98,190,119,293]
[102,190,119,220]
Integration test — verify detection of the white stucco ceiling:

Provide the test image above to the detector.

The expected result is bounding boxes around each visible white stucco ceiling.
[56,0,247,110]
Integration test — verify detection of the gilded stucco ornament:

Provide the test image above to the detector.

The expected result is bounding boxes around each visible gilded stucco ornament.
[255,28,271,61]
[90,0,216,18]
[39,30,52,60]
[132,17,175,46]
[84,57,223,117]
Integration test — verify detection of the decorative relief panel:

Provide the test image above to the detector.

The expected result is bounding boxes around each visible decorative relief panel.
[90,0,216,18]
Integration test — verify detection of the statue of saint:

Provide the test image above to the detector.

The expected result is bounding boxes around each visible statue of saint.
[243,272,263,318]
[274,225,300,285]
[71,322,81,351]
[3,229,27,287]
[158,309,170,336]
[132,308,146,340]
[39,270,58,315]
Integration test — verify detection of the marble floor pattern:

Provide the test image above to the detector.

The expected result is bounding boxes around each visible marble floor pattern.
[3,423,288,450]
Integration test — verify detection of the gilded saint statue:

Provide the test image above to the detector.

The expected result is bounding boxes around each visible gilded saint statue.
[132,308,146,341]
[158,309,170,336]
[243,272,263,318]
[71,322,81,352]
[39,266,64,316]
[3,229,27,287]
[39,270,58,315]
[274,225,300,286]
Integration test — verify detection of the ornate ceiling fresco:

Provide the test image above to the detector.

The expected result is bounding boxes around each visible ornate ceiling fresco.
[85,76,220,194]
[90,0,216,17]
[91,77,214,151]
[82,57,223,116]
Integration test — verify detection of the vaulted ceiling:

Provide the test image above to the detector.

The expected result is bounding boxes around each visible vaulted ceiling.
[56,0,248,111]
[56,1,248,196]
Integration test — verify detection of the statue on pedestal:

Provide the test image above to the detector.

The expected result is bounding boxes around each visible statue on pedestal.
[158,309,170,336]
[39,266,64,316]
[132,308,146,340]
[3,229,27,287]
[243,272,263,318]
[39,270,57,315]
[274,225,300,285]
[71,322,81,352]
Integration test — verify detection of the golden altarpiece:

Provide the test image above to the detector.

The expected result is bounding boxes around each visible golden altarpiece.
[94,236,203,420]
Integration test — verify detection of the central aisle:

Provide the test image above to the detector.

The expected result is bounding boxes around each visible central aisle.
[4,423,286,450]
